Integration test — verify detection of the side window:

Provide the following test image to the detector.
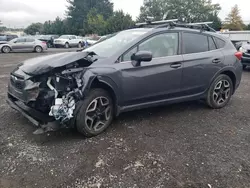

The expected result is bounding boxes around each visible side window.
[123,47,137,62]
[16,38,26,43]
[214,37,226,49]
[26,38,35,42]
[208,37,217,51]
[139,33,178,58]
[183,33,209,54]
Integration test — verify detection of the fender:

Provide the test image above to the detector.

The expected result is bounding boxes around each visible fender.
[207,66,237,94]
[81,70,122,105]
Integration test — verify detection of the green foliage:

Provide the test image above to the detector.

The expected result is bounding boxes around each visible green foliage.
[106,10,135,33]
[66,0,113,35]
[24,23,43,35]
[137,0,221,25]
[223,5,244,31]
[86,8,107,35]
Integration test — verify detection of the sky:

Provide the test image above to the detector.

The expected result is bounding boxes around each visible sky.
[0,0,250,28]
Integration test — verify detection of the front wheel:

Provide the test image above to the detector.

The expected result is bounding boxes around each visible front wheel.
[206,74,233,109]
[76,89,114,137]
[2,46,11,53]
[65,42,69,48]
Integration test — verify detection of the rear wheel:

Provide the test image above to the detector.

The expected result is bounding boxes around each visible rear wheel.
[243,65,247,70]
[2,46,11,53]
[206,74,233,109]
[76,89,114,137]
[35,46,43,53]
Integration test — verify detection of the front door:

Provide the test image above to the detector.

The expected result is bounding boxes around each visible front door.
[12,38,26,51]
[114,32,183,106]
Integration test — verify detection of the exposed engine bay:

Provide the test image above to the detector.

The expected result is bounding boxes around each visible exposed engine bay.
[33,60,92,125]
[7,52,99,133]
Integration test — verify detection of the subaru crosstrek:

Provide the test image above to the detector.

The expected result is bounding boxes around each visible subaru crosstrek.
[7,22,243,137]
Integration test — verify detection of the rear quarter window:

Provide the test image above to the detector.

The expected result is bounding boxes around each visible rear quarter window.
[214,37,226,49]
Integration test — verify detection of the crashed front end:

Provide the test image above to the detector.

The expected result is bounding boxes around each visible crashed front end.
[7,52,95,133]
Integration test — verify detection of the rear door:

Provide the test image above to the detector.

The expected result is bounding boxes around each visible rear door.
[114,32,183,106]
[180,32,224,95]
[25,38,36,51]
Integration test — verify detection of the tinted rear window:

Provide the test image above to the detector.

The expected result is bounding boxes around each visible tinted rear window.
[183,32,209,54]
[214,37,226,48]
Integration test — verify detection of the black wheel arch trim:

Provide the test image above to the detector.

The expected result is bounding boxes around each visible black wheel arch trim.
[81,70,121,115]
[208,66,237,94]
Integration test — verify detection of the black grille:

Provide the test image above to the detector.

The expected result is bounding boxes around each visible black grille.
[10,75,25,90]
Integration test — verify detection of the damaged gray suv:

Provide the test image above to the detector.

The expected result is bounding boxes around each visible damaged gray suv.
[7,21,243,137]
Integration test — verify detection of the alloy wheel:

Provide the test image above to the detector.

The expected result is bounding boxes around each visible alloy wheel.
[85,97,112,132]
[213,80,231,105]
[3,46,10,53]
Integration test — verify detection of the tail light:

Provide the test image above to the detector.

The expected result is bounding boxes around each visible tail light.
[235,51,243,60]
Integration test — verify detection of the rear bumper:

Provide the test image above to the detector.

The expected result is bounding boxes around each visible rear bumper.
[7,93,54,127]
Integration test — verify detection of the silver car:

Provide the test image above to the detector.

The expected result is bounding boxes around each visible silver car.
[0,37,48,53]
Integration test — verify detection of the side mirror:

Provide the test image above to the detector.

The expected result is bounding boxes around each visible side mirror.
[131,51,152,67]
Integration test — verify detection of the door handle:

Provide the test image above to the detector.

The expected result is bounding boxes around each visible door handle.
[212,59,221,64]
[170,63,182,69]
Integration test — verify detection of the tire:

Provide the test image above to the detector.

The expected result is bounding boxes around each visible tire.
[206,74,233,109]
[243,65,247,70]
[76,89,114,137]
[35,46,43,53]
[2,46,11,53]
[78,42,82,48]
[65,42,69,48]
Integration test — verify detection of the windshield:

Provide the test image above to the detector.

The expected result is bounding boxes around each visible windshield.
[83,30,148,57]
[59,35,70,39]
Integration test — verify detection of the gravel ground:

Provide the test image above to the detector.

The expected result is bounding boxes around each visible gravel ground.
[1,50,250,188]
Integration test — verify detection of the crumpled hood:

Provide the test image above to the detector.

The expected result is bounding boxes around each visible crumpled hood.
[19,52,91,76]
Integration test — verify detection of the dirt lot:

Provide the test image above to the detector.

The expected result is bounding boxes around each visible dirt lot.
[1,50,250,188]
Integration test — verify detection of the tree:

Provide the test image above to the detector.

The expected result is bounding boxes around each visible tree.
[137,0,221,23]
[86,8,107,35]
[223,5,244,31]
[24,23,43,35]
[66,0,113,35]
[106,10,135,33]
[244,24,250,30]
[208,13,222,31]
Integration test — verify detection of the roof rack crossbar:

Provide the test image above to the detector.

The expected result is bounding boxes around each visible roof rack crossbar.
[135,19,179,26]
[154,22,216,32]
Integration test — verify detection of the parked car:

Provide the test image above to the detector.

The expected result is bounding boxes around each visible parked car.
[54,35,77,48]
[7,21,242,137]
[67,36,85,48]
[0,37,48,53]
[0,35,7,44]
[0,34,18,42]
[239,41,250,69]
[38,35,59,48]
